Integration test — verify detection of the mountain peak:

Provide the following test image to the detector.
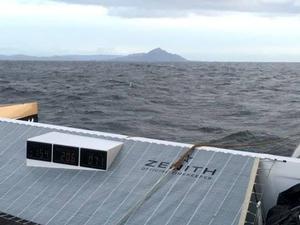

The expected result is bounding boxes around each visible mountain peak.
[148,48,165,53]
[113,48,187,62]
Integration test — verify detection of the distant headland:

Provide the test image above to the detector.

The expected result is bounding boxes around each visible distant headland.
[113,48,187,62]
[0,48,188,62]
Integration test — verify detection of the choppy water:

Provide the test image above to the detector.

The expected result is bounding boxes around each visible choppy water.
[0,61,299,156]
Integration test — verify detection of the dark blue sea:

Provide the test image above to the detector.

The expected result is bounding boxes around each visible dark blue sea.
[0,61,299,156]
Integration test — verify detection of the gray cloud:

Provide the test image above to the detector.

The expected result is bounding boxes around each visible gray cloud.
[52,0,300,17]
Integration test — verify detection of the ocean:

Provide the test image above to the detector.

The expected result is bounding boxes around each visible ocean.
[0,61,299,156]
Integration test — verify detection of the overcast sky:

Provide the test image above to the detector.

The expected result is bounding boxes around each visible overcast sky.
[1,0,300,61]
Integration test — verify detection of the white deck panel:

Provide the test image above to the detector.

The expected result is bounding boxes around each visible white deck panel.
[0,119,258,225]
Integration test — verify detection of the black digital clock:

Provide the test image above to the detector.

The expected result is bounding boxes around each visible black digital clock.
[53,144,79,166]
[27,141,52,162]
[80,148,107,170]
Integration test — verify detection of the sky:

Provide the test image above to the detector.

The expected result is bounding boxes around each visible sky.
[0,0,300,61]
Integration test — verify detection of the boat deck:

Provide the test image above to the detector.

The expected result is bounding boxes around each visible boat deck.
[0,119,258,225]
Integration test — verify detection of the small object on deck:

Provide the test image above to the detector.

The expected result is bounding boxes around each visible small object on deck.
[26,132,123,171]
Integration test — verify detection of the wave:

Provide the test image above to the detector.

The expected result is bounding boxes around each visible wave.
[209,130,296,156]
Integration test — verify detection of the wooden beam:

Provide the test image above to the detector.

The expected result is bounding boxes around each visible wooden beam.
[0,102,38,120]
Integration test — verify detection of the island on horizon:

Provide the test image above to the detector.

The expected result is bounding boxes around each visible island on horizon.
[0,48,188,62]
